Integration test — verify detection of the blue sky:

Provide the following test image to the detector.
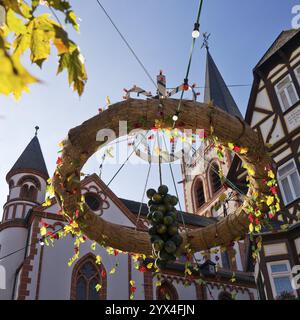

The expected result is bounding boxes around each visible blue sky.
[0,0,298,218]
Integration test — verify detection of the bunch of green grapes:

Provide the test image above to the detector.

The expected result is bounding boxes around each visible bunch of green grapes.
[146,185,183,269]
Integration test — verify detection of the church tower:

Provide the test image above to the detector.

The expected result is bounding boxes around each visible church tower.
[2,128,49,223]
[182,47,243,218]
[182,47,246,271]
[0,128,48,300]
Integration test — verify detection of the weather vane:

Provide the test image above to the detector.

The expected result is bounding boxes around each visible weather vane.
[201,32,211,50]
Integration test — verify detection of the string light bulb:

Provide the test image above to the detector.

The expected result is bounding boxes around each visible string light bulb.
[172,111,180,122]
[192,23,200,39]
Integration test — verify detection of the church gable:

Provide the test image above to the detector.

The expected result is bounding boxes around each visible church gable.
[37,174,136,228]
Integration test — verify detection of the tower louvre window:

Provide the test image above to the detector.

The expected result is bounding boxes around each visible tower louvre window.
[20,184,37,202]
[196,180,205,208]
[277,159,300,205]
[210,163,222,194]
[275,74,299,112]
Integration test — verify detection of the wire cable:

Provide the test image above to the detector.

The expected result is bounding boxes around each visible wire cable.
[173,0,205,124]
[106,130,150,187]
[95,0,157,89]
[0,225,64,262]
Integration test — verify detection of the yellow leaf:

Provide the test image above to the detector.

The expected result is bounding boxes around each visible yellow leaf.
[109,267,116,275]
[95,255,102,265]
[228,143,234,150]
[0,36,38,99]
[95,284,102,292]
[255,225,261,233]
[255,210,262,217]
[239,147,248,154]
[6,9,26,35]
[40,226,47,236]
[147,263,153,269]
[42,197,51,207]
[106,247,114,255]
[156,281,161,287]
[91,242,96,251]
[249,223,254,233]
[185,268,192,276]
[266,196,274,206]
[268,170,275,179]
[275,202,281,212]
[130,280,135,287]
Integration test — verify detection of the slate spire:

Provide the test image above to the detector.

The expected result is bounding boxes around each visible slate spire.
[204,48,243,119]
[7,133,49,181]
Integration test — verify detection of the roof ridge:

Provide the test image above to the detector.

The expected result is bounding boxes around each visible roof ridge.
[255,28,300,70]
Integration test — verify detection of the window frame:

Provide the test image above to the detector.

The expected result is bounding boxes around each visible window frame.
[267,260,296,299]
[295,65,300,85]
[275,74,299,112]
[71,254,107,300]
[277,159,300,205]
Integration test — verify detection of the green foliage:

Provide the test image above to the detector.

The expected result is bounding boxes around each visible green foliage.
[0,0,86,99]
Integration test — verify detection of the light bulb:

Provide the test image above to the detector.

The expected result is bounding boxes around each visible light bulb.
[172,114,179,122]
[192,23,200,39]
[192,29,200,39]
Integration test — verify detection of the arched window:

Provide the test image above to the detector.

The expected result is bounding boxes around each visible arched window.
[20,184,37,202]
[210,163,222,194]
[17,175,41,190]
[71,254,107,300]
[27,185,37,201]
[157,281,178,300]
[218,291,233,300]
[20,185,29,198]
[195,180,205,208]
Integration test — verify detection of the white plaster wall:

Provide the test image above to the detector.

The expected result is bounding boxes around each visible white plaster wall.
[260,115,284,145]
[175,282,197,300]
[35,235,131,300]
[255,89,273,111]
[0,227,28,300]
[131,259,146,300]
[251,111,268,127]
[101,199,135,227]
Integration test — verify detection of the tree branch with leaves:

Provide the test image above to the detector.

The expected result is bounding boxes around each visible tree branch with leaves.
[0,0,87,99]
